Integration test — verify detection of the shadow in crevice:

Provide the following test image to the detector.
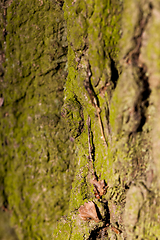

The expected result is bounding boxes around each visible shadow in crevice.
[94,203,103,222]
[134,65,151,133]
[73,95,84,138]
[125,3,153,136]
[88,201,110,240]
[109,53,119,89]
[88,226,107,240]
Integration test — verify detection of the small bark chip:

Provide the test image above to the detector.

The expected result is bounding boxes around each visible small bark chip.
[78,201,100,222]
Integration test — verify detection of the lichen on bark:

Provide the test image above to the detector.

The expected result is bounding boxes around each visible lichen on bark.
[0,0,76,239]
[1,0,160,239]
[53,0,160,239]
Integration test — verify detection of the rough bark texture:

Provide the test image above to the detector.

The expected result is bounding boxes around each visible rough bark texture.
[0,0,76,239]
[0,0,160,239]
[54,0,160,239]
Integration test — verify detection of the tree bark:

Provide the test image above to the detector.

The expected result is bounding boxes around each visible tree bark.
[0,0,160,239]
[0,0,76,239]
[54,0,160,239]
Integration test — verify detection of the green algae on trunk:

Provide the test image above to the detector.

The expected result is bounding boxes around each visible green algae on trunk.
[53,0,160,239]
[0,0,76,239]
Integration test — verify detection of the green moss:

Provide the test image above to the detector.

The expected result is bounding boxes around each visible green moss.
[0,0,77,239]
[1,0,159,238]
[53,0,124,238]
[53,0,160,239]
[0,211,18,240]
[53,216,72,240]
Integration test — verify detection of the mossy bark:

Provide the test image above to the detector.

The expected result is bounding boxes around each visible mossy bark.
[54,0,160,239]
[0,0,76,239]
[0,0,160,239]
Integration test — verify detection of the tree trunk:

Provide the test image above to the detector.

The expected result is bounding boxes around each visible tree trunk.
[54,0,160,239]
[0,0,160,239]
[0,0,76,239]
